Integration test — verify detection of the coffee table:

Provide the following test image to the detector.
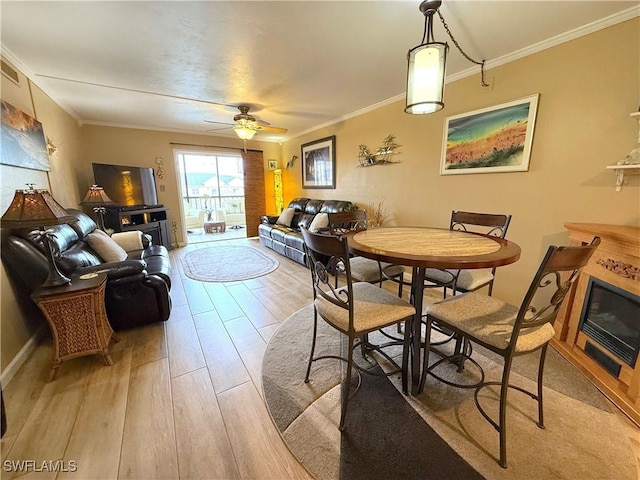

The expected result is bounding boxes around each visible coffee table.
[204,220,226,233]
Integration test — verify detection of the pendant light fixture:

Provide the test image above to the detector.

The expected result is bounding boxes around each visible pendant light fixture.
[405,0,488,115]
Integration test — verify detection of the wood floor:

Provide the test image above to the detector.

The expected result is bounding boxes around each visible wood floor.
[2,237,639,479]
[1,238,314,480]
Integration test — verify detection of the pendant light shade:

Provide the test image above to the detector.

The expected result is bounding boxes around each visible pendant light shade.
[405,41,448,114]
[405,0,487,115]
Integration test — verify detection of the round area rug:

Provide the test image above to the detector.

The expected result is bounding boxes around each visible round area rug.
[181,244,278,282]
[262,305,638,480]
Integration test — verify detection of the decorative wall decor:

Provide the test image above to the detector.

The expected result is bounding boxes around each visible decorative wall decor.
[440,94,539,175]
[268,159,278,170]
[286,155,298,169]
[301,136,336,189]
[358,134,401,167]
[1,100,50,171]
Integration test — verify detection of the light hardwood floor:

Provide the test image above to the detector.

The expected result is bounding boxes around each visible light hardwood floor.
[1,238,314,480]
[2,238,639,479]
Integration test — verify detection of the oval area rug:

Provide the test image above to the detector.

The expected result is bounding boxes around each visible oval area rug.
[182,244,278,282]
[262,305,638,480]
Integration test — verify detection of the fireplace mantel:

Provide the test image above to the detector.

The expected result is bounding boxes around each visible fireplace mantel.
[553,223,640,425]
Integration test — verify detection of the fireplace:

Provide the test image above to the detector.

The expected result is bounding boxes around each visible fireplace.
[552,223,640,426]
[579,278,640,370]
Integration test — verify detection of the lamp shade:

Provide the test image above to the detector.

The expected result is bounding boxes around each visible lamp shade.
[1,188,75,229]
[233,125,256,140]
[81,185,115,205]
[405,41,448,114]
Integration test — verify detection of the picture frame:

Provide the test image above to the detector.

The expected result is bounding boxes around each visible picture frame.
[301,135,336,189]
[1,100,51,171]
[440,94,539,175]
[268,160,278,170]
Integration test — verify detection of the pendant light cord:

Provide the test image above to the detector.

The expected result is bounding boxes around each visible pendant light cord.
[437,11,489,87]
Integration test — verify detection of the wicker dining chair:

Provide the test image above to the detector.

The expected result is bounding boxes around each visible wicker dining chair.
[300,227,415,430]
[420,236,600,468]
[423,211,512,298]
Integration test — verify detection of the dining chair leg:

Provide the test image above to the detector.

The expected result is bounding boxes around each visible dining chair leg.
[418,316,434,393]
[498,357,515,469]
[304,308,320,383]
[536,344,548,429]
[339,334,356,431]
[401,316,412,394]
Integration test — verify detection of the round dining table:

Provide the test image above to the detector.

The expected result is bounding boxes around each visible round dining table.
[346,226,521,395]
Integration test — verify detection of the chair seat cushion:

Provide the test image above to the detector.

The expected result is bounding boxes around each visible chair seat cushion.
[424,268,494,291]
[348,257,404,283]
[426,291,555,353]
[315,282,415,334]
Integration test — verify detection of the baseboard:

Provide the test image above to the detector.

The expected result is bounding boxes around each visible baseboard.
[0,325,45,387]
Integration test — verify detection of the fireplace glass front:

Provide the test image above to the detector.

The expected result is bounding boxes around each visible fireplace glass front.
[579,278,640,367]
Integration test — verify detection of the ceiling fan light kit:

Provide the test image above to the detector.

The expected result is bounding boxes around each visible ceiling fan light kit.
[233,125,256,140]
[405,0,488,115]
[206,105,287,140]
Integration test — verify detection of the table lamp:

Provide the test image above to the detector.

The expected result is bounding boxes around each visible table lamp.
[1,186,76,287]
[80,185,114,231]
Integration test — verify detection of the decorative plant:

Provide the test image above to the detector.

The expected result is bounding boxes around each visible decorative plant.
[364,199,392,227]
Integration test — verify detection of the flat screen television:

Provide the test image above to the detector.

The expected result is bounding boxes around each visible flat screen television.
[92,162,159,208]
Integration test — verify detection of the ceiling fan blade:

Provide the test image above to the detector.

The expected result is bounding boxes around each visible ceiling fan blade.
[204,119,235,126]
[257,125,288,134]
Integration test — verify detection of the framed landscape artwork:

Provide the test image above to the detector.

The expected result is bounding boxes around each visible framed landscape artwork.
[0,100,50,171]
[301,135,336,189]
[440,94,539,175]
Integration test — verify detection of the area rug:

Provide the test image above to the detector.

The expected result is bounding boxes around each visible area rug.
[262,305,638,480]
[181,244,278,282]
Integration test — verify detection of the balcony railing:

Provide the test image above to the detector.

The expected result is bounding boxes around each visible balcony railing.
[183,196,245,218]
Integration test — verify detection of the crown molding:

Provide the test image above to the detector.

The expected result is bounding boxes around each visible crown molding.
[1,44,83,124]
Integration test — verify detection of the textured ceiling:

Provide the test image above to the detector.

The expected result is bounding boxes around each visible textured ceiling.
[1,1,637,142]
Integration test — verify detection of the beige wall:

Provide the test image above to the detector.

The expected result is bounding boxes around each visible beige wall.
[279,19,640,306]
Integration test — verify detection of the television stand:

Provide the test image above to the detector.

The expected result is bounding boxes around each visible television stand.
[104,206,172,249]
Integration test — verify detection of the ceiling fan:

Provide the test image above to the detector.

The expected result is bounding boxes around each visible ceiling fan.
[205,105,288,140]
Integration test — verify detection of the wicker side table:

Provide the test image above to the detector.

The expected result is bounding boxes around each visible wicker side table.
[31,273,115,380]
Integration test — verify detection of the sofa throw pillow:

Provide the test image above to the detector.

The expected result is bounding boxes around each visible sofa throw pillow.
[87,229,128,262]
[276,207,296,227]
[111,230,144,252]
[309,213,329,233]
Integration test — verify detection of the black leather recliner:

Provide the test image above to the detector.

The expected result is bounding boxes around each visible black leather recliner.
[1,209,172,330]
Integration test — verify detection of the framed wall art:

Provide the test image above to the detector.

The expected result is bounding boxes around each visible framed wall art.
[301,135,336,189]
[1,100,50,171]
[268,159,278,170]
[440,94,539,175]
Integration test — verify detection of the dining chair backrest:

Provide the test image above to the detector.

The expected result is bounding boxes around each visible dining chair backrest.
[508,236,600,352]
[327,210,368,235]
[450,211,511,238]
[300,226,355,330]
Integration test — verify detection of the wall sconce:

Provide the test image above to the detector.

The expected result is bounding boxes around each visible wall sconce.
[46,137,58,156]
[405,0,488,115]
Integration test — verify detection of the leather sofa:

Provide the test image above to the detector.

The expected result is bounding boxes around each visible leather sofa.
[2,209,172,330]
[258,197,356,265]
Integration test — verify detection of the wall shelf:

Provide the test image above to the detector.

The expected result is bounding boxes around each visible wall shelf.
[606,112,640,191]
[606,164,640,191]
